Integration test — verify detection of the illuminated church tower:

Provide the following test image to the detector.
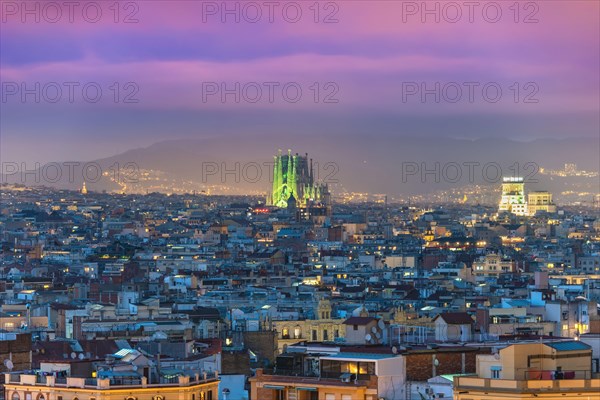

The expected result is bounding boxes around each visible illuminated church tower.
[270,149,330,209]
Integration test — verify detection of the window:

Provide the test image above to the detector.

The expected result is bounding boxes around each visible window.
[11,393,20,400]
[325,395,335,400]
[207,391,213,400]
[37,395,45,400]
[491,366,502,379]
[353,325,358,331]
[562,324,569,330]
[275,390,285,400]
[323,329,328,341]
[342,395,352,400]
[312,330,317,341]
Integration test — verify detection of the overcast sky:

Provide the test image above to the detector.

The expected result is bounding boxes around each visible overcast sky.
[1,0,599,164]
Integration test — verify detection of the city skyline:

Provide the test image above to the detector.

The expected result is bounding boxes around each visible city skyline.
[1,2,600,399]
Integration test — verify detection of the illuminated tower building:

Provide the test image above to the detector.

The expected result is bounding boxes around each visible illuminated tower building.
[81,181,88,195]
[270,149,330,210]
[498,177,527,216]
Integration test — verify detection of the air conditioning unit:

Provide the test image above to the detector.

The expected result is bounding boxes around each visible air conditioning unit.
[425,388,434,395]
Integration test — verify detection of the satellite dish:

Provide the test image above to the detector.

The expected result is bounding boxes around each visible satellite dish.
[4,359,14,371]
[378,320,385,330]
[371,326,378,334]
[375,332,381,339]
[78,353,85,360]
[365,334,372,341]
[392,346,398,354]
[71,352,77,359]
[132,365,138,371]
[434,358,440,366]
[494,353,500,360]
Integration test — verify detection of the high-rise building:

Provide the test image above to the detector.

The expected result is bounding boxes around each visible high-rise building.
[528,191,557,215]
[498,177,528,216]
[270,149,330,209]
[498,178,557,217]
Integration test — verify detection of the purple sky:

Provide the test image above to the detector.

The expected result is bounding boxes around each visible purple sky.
[1,0,599,164]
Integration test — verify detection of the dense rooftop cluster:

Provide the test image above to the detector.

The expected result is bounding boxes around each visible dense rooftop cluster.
[1,185,599,399]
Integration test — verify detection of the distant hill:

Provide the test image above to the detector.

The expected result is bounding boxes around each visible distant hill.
[2,135,598,196]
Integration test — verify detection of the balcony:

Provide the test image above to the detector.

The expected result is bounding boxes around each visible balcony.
[254,368,377,389]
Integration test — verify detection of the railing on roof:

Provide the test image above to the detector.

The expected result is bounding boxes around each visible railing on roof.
[518,369,592,381]
[454,372,600,393]
[3,371,219,389]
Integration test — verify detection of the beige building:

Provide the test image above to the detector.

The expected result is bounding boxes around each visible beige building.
[454,341,600,400]
[275,300,346,354]
[433,312,473,342]
[528,191,557,215]
[4,372,219,400]
[472,254,514,282]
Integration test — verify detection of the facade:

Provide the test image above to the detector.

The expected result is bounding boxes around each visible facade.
[454,341,599,400]
[276,300,346,353]
[433,313,473,342]
[4,372,219,400]
[498,178,557,217]
[0,333,32,379]
[498,177,527,216]
[472,254,515,281]
[270,150,329,208]
[250,352,404,400]
[527,191,557,215]
[342,317,383,346]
